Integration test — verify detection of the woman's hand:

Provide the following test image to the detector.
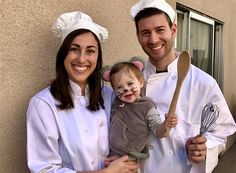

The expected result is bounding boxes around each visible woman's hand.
[186,135,207,163]
[106,155,139,173]
[104,155,119,167]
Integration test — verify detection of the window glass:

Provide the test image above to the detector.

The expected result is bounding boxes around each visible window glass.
[190,18,213,75]
[176,8,224,90]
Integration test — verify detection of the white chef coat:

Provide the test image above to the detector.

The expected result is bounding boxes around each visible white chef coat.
[27,80,114,173]
[142,56,236,173]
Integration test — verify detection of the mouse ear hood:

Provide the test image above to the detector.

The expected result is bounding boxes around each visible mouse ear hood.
[101,65,111,82]
[101,56,145,82]
[129,56,145,71]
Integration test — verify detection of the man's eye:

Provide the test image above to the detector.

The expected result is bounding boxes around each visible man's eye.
[156,28,165,33]
[141,32,150,37]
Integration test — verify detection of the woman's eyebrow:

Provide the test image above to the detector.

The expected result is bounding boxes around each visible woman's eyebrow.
[71,44,97,49]
[87,45,97,49]
[71,43,80,48]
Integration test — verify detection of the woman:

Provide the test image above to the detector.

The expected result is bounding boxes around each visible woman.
[26,11,138,173]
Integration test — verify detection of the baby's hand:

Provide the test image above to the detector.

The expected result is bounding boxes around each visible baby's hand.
[104,155,119,167]
[165,113,177,128]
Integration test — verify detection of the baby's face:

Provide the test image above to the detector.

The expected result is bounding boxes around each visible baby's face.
[112,70,143,103]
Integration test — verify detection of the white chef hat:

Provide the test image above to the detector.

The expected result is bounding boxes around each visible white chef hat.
[52,11,108,43]
[131,0,176,23]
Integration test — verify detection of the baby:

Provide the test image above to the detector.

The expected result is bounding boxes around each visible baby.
[102,57,177,162]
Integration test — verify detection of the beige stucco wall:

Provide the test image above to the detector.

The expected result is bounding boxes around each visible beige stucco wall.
[0,0,235,172]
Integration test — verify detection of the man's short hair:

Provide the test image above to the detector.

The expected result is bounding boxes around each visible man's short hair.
[134,7,173,33]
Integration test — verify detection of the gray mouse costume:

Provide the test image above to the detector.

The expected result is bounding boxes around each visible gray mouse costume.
[109,96,162,160]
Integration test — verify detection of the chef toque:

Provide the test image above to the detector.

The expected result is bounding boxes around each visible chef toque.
[131,0,176,23]
[52,11,108,43]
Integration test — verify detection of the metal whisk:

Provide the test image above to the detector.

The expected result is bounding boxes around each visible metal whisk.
[200,103,220,135]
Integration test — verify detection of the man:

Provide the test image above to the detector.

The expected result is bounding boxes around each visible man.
[130,0,236,172]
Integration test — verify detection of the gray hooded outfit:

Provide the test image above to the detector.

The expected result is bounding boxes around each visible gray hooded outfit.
[109,96,162,159]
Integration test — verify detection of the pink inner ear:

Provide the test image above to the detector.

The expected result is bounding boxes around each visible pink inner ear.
[103,70,111,82]
[132,61,144,71]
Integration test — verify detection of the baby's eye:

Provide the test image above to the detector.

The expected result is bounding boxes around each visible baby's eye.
[116,86,122,90]
[128,82,134,86]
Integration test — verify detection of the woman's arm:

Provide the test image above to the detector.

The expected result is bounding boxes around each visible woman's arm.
[27,96,138,173]
[27,96,75,173]
[77,156,138,173]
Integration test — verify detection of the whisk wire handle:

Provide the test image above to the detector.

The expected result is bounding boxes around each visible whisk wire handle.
[200,103,220,135]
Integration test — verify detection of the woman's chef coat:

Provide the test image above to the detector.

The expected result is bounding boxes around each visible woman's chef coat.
[27,81,113,173]
[142,56,236,173]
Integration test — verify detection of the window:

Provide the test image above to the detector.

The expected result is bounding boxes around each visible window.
[176,5,224,90]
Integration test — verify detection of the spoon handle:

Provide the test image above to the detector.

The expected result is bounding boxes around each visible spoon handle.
[164,81,182,137]
[164,51,190,137]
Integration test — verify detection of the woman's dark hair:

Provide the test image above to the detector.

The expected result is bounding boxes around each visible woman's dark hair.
[134,7,173,33]
[50,29,104,111]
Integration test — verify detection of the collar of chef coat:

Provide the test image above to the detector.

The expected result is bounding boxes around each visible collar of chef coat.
[144,53,179,79]
[69,80,90,105]
[69,80,89,96]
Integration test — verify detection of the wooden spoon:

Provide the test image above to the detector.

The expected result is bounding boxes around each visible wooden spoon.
[164,51,191,137]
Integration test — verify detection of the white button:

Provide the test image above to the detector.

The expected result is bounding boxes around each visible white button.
[169,150,173,155]
[99,121,105,127]
[79,97,87,106]
[149,145,153,150]
[172,75,177,80]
